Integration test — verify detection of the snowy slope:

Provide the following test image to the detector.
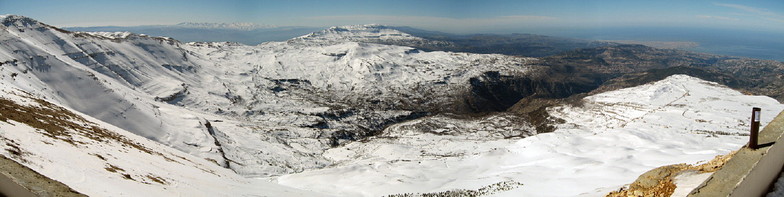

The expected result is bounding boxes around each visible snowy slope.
[0,15,233,166]
[0,83,321,196]
[276,75,784,196]
[0,15,538,178]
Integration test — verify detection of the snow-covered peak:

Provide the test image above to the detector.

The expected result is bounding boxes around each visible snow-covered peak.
[590,75,731,105]
[176,22,276,30]
[291,24,424,44]
[0,14,42,27]
[69,30,179,43]
[0,15,171,43]
[78,31,134,39]
[327,24,388,31]
[553,74,782,133]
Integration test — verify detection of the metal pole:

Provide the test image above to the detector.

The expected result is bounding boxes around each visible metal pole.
[750,107,761,149]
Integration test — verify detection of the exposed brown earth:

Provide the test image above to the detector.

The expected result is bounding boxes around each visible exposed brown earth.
[0,89,186,193]
[0,91,184,163]
[606,151,736,197]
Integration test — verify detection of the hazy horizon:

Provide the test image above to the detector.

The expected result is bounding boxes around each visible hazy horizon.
[3,0,782,61]
[61,21,784,62]
[1,0,782,34]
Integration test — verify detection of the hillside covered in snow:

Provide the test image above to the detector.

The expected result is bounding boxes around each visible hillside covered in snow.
[277,75,784,196]
[66,23,322,45]
[1,14,783,196]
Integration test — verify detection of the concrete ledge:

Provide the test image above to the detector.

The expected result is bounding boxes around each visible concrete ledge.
[689,110,784,197]
[0,155,85,197]
[0,167,36,197]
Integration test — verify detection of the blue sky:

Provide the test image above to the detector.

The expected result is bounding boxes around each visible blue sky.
[1,0,782,33]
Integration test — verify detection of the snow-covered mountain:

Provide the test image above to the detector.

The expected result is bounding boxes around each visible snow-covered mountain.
[66,23,321,46]
[1,14,782,196]
[0,14,231,165]
[294,24,422,42]
[291,24,454,47]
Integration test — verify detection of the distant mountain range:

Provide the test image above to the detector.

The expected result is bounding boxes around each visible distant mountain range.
[175,22,277,30]
[66,23,323,45]
[67,23,616,57]
[68,23,784,62]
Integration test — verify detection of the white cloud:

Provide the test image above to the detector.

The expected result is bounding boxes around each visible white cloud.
[696,15,740,21]
[765,17,784,23]
[714,3,784,23]
[715,3,779,16]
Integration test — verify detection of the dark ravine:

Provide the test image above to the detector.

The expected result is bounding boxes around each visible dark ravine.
[465,70,603,113]
[204,121,231,169]
[318,110,430,147]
